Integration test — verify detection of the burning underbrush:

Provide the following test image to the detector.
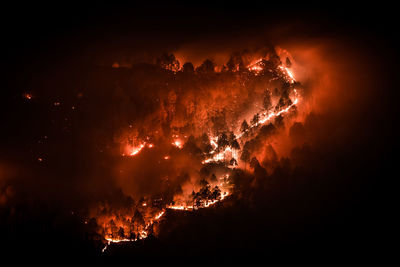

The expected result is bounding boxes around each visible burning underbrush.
[86,47,304,250]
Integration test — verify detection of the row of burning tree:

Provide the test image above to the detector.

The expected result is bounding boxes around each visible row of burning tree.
[154,48,288,75]
[94,172,232,243]
[192,179,224,208]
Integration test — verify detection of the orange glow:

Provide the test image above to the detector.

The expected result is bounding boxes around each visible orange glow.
[247,59,264,73]
[23,93,33,100]
[167,174,232,211]
[97,50,302,247]
[279,66,295,83]
[124,142,146,156]
[172,139,183,149]
[100,209,166,252]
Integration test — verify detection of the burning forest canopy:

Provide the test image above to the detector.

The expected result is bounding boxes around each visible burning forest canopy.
[63,47,303,247]
[0,5,396,263]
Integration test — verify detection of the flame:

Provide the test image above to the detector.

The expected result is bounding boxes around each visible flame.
[23,93,33,100]
[279,66,295,83]
[101,209,166,252]
[172,139,183,149]
[123,142,146,156]
[202,92,300,166]
[98,55,301,249]
[167,174,232,211]
[166,205,193,210]
[154,211,165,220]
[247,59,264,74]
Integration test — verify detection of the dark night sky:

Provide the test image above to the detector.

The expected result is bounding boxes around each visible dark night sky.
[2,3,397,65]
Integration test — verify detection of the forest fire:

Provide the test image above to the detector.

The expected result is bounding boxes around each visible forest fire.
[2,4,389,262]
[88,49,303,251]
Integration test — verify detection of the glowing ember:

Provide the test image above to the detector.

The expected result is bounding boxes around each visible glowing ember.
[172,139,183,149]
[23,93,33,100]
[279,66,295,83]
[247,59,264,74]
[126,143,146,156]
[154,211,165,220]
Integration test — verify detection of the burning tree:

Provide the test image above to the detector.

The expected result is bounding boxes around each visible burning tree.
[217,132,229,160]
[196,59,215,74]
[90,47,302,246]
[251,113,260,126]
[156,53,180,72]
[241,120,250,137]
[192,178,223,209]
[226,53,245,72]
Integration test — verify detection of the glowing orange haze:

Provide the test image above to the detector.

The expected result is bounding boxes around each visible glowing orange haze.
[93,50,305,248]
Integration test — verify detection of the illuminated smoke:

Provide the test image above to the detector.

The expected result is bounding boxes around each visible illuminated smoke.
[91,50,303,247]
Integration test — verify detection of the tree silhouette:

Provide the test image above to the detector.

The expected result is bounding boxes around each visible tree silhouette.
[263,89,272,113]
[183,135,202,157]
[286,57,292,67]
[210,173,217,182]
[191,190,196,208]
[227,53,245,72]
[194,192,202,209]
[210,186,221,201]
[199,178,209,187]
[156,53,180,72]
[182,62,194,73]
[275,88,292,111]
[196,59,215,74]
[109,219,118,238]
[241,147,251,171]
[217,132,229,158]
[229,132,240,149]
[241,119,249,134]
[133,210,144,231]
[230,158,238,166]
[250,157,260,169]
[129,231,136,240]
[118,227,125,239]
[275,115,284,128]
[200,133,213,154]
[251,113,260,126]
